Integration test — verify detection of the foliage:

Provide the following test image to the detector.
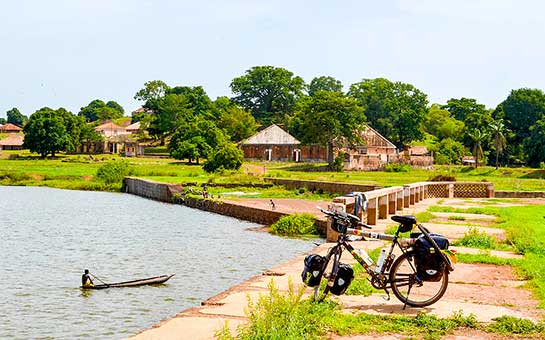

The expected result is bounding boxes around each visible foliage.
[214,97,257,142]
[78,99,124,122]
[524,117,545,167]
[169,118,226,164]
[6,107,27,127]
[467,128,489,167]
[384,163,411,172]
[453,227,496,249]
[23,107,85,157]
[431,138,467,165]
[134,80,170,102]
[489,118,508,168]
[147,93,192,144]
[0,117,6,124]
[486,316,545,334]
[289,91,365,165]
[308,76,343,96]
[230,65,305,126]
[348,78,428,148]
[332,151,345,172]
[270,213,318,235]
[424,104,465,141]
[96,160,132,184]
[203,142,244,173]
[216,280,332,340]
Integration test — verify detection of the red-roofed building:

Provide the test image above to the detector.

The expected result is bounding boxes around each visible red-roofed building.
[0,123,23,133]
[0,134,24,150]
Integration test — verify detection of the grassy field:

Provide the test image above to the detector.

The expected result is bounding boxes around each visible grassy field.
[0,150,543,192]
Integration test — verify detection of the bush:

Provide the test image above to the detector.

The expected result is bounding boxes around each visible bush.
[332,152,345,172]
[428,174,456,181]
[96,160,132,184]
[203,142,243,173]
[453,227,495,249]
[270,213,318,236]
[384,163,412,172]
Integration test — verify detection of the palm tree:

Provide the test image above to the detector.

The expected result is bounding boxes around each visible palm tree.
[467,128,489,168]
[489,118,508,169]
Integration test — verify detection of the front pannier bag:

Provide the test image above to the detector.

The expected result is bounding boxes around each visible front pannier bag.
[330,263,354,295]
[414,234,449,282]
[302,254,325,287]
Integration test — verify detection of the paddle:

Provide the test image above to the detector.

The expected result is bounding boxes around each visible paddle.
[90,273,110,287]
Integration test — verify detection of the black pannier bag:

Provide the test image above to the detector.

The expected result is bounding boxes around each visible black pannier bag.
[414,234,449,282]
[302,254,325,287]
[330,263,354,295]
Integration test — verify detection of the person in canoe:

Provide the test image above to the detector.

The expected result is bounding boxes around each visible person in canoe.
[82,269,94,287]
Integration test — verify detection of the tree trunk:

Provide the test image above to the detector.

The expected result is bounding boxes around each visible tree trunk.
[327,141,334,168]
[495,149,499,169]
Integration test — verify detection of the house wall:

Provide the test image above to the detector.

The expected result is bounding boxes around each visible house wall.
[300,145,328,162]
[241,144,299,161]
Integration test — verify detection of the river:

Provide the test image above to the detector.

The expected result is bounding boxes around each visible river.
[0,186,315,339]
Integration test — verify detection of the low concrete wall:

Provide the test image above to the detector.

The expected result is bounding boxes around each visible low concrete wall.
[496,191,545,198]
[124,177,183,202]
[265,177,381,194]
[124,177,327,234]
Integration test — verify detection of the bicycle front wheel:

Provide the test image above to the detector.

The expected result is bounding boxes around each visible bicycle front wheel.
[389,250,449,307]
[313,248,340,302]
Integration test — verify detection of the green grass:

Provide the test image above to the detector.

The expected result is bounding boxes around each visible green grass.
[217,280,544,339]
[453,227,497,249]
[428,203,545,307]
[265,163,545,191]
[448,215,467,221]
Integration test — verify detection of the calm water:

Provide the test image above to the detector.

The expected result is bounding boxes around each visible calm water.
[0,186,315,339]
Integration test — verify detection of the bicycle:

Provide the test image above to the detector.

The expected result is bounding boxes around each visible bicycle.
[305,207,456,308]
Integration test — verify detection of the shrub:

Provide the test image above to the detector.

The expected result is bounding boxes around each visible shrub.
[384,163,412,172]
[428,174,456,181]
[96,160,132,184]
[203,142,243,173]
[270,213,318,236]
[332,151,345,172]
[453,227,495,249]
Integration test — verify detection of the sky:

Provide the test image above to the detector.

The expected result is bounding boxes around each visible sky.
[1,0,545,118]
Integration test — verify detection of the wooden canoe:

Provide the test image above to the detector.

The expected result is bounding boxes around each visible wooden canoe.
[81,274,175,290]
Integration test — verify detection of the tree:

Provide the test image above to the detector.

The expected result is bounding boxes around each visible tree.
[524,118,545,167]
[78,99,124,122]
[467,128,489,168]
[442,98,486,122]
[230,66,305,126]
[489,118,508,168]
[348,78,428,148]
[170,86,214,118]
[203,142,244,173]
[134,80,170,103]
[424,104,465,141]
[23,107,80,157]
[431,138,467,165]
[169,118,225,164]
[289,91,365,166]
[6,107,27,127]
[308,76,343,96]
[213,97,257,142]
[147,93,192,145]
[0,118,6,124]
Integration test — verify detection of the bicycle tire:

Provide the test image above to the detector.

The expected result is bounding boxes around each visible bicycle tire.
[389,250,449,307]
[313,248,340,302]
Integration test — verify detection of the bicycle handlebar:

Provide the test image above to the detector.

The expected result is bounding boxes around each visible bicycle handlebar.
[317,206,372,229]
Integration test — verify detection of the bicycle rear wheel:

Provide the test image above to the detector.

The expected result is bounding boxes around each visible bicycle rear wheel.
[313,248,340,302]
[389,250,448,307]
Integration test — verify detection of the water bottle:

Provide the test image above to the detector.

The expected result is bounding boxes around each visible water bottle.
[358,248,374,267]
[374,248,387,274]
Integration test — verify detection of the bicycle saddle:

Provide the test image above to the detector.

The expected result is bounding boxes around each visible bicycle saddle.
[391,215,416,226]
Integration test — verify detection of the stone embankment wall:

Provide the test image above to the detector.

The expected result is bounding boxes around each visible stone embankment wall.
[123,177,327,233]
[265,178,380,194]
[495,191,545,198]
[124,177,184,202]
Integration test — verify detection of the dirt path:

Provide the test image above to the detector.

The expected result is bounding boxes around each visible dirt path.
[129,198,544,340]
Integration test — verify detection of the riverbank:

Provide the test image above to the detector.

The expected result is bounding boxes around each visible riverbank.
[130,197,545,339]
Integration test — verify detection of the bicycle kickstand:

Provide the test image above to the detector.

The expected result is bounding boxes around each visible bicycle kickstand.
[382,288,390,301]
